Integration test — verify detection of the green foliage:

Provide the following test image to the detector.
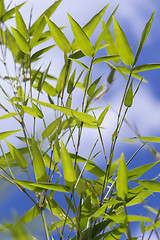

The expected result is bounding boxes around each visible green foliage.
[0,1,160,239]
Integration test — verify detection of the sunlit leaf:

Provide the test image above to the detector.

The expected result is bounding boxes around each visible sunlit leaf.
[31,45,55,62]
[31,136,47,182]
[97,104,110,126]
[134,11,155,64]
[19,205,41,224]
[116,153,128,200]
[30,102,44,118]
[14,180,70,192]
[45,16,71,53]
[113,16,134,66]
[61,139,76,188]
[0,112,17,120]
[103,226,125,240]
[124,81,133,107]
[30,98,97,126]
[6,28,19,58]
[1,2,25,23]
[133,136,160,142]
[42,117,61,139]
[53,135,60,163]
[93,55,119,64]
[0,129,21,141]
[5,140,27,169]
[11,27,30,54]
[87,76,102,96]
[0,0,5,18]
[67,68,76,94]
[135,180,160,192]
[68,13,94,57]
[69,58,89,70]
[16,8,29,39]
[133,63,160,73]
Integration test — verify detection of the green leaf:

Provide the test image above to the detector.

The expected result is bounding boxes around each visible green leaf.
[0,0,5,18]
[133,136,160,142]
[29,0,62,35]
[113,16,134,66]
[103,226,125,240]
[0,129,21,141]
[16,104,43,118]
[87,76,102,96]
[30,102,44,118]
[94,5,119,54]
[42,117,61,139]
[31,136,47,182]
[72,4,110,51]
[53,135,60,163]
[116,153,128,200]
[0,147,28,168]
[31,45,55,62]
[133,63,160,73]
[61,139,76,188]
[135,180,160,192]
[68,13,94,57]
[108,62,127,80]
[134,11,155,64]
[124,81,133,107]
[97,104,110,126]
[118,66,147,82]
[37,62,51,92]
[127,186,152,207]
[1,2,25,23]
[15,8,29,39]
[0,112,17,120]
[145,220,160,232]
[6,28,19,59]
[67,68,76,94]
[45,16,71,53]
[93,55,120,64]
[128,161,159,180]
[11,27,30,54]
[5,140,28,169]
[69,58,89,70]
[19,205,41,224]
[14,180,70,192]
[41,81,57,96]
[30,98,97,126]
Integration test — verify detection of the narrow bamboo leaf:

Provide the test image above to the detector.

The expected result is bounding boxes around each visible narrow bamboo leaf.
[85,162,105,177]
[69,58,89,70]
[87,76,102,96]
[116,153,128,200]
[5,140,27,169]
[42,117,61,139]
[67,68,76,94]
[17,105,42,118]
[19,205,41,224]
[97,104,111,126]
[41,82,57,96]
[86,181,99,204]
[50,218,72,231]
[45,16,71,53]
[14,180,70,192]
[113,16,134,66]
[29,0,62,35]
[64,194,76,214]
[6,28,19,58]
[72,4,110,51]
[106,213,152,224]
[16,8,29,39]
[31,45,55,62]
[103,26,119,64]
[43,153,58,172]
[93,55,120,64]
[0,112,17,120]
[37,63,51,92]
[30,98,97,125]
[118,66,147,82]
[127,187,152,206]
[0,0,5,17]
[11,27,30,54]
[0,129,21,140]
[135,180,160,192]
[1,2,25,23]
[17,86,25,102]
[94,5,119,54]
[128,161,158,180]
[103,226,125,240]
[70,50,85,59]
[29,17,46,49]
[124,81,133,107]
[53,135,60,163]
[133,63,160,73]
[47,199,67,219]
[108,62,127,80]
[0,147,28,168]
[30,102,44,118]
[133,136,160,143]
[31,136,47,182]
[61,139,76,188]
[134,11,155,64]
[68,13,94,57]
[145,220,160,232]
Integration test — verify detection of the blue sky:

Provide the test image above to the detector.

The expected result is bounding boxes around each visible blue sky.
[1,0,160,239]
